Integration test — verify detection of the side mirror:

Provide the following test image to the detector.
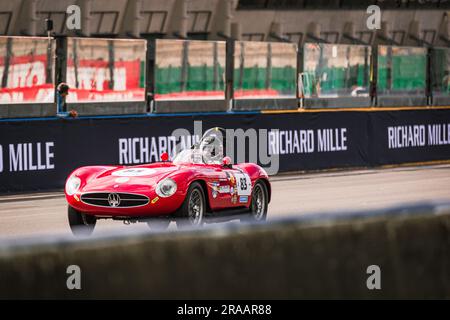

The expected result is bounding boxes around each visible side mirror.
[160,152,170,162]
[222,156,232,168]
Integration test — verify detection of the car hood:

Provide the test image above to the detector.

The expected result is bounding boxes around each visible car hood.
[81,163,179,194]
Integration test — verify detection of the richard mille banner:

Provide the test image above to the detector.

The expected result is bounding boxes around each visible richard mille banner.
[0,108,450,193]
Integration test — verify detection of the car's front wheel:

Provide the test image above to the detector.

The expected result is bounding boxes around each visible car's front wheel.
[68,206,96,236]
[176,182,205,229]
[242,180,268,222]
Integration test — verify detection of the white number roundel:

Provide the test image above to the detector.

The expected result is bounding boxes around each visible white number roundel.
[112,168,156,177]
[235,173,252,196]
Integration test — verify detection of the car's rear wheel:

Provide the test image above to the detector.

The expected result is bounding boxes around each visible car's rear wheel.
[176,182,205,229]
[146,219,170,230]
[68,206,96,236]
[242,180,268,222]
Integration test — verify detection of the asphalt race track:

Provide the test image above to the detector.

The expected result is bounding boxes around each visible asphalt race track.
[1,164,450,239]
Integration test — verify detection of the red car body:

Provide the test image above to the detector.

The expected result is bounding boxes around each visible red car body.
[65,160,271,220]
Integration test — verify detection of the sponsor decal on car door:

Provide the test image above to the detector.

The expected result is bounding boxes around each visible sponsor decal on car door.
[224,171,252,205]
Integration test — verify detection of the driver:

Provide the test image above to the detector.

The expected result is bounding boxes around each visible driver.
[199,127,226,164]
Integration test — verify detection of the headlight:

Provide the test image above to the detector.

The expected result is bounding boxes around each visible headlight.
[156,178,177,198]
[66,176,81,196]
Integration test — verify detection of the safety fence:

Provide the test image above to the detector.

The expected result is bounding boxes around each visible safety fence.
[0,36,449,117]
[65,38,146,103]
[0,37,55,104]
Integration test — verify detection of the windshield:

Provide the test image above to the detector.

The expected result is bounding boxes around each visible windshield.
[173,127,226,165]
[172,149,204,165]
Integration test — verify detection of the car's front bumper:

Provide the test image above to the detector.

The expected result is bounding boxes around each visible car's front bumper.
[66,190,185,218]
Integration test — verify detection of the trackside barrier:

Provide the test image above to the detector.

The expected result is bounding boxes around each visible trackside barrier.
[1,108,450,194]
[0,202,449,299]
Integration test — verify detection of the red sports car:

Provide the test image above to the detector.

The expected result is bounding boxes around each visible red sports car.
[65,128,271,235]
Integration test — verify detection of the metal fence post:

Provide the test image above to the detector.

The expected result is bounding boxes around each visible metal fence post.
[55,36,67,104]
[146,39,156,113]
[1,37,12,89]
[213,41,218,91]
[297,43,303,109]
[370,44,378,107]
[180,40,189,93]
[107,40,115,90]
[426,47,433,106]
[226,39,235,111]
[266,42,272,91]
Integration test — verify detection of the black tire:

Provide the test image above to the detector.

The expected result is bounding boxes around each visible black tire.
[146,219,171,230]
[175,182,206,229]
[68,205,96,236]
[241,180,268,222]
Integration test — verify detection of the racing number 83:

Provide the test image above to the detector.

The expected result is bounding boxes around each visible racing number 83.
[234,173,251,196]
[240,177,247,190]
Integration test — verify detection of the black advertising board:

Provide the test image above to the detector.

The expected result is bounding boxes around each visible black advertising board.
[0,109,449,193]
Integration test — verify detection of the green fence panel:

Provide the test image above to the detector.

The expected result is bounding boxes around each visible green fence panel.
[271,66,296,93]
[156,65,225,94]
[155,66,182,94]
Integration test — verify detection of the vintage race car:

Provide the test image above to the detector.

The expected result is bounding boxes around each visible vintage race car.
[65,128,271,235]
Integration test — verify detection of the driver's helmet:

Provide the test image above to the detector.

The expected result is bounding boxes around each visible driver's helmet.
[199,127,226,164]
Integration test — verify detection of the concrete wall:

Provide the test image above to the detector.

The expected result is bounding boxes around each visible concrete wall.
[0,202,449,299]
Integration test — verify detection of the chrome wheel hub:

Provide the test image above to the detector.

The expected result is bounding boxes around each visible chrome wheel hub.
[188,189,203,225]
[252,185,265,220]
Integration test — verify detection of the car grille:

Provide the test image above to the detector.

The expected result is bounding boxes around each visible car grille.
[80,193,149,208]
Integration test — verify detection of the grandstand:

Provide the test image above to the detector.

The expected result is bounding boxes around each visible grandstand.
[0,0,448,45]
